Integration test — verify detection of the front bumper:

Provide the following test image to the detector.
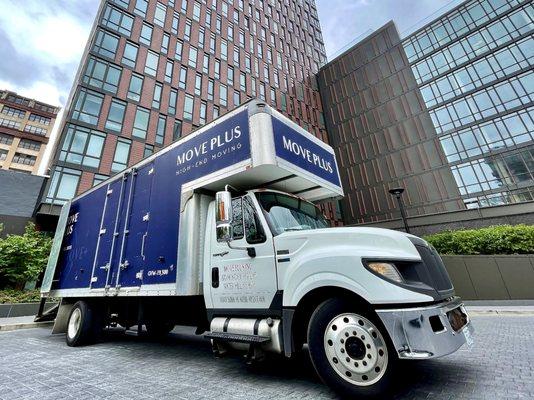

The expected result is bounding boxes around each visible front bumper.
[376,297,473,359]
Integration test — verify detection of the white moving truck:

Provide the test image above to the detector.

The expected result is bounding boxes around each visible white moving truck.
[40,100,473,398]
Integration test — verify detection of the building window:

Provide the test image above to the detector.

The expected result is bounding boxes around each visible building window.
[72,88,104,126]
[240,72,246,91]
[207,78,214,101]
[144,50,159,76]
[214,59,220,79]
[202,53,209,74]
[1,106,26,119]
[152,83,163,109]
[173,120,182,141]
[199,101,207,125]
[122,41,138,68]
[24,125,47,136]
[183,94,194,121]
[221,39,227,60]
[195,73,202,96]
[179,66,187,89]
[0,133,13,145]
[140,23,153,46]
[234,91,240,107]
[168,89,177,115]
[93,29,119,59]
[93,174,108,186]
[83,56,122,94]
[46,167,81,205]
[213,105,219,119]
[59,124,105,168]
[172,11,179,35]
[184,20,192,41]
[105,99,127,132]
[132,107,150,139]
[144,144,154,158]
[0,118,20,130]
[127,73,144,102]
[189,46,198,68]
[18,139,41,151]
[227,66,234,86]
[220,84,227,107]
[181,0,188,14]
[156,115,166,145]
[154,2,167,27]
[193,1,201,21]
[102,4,134,36]
[12,153,36,166]
[175,40,183,61]
[0,149,8,161]
[28,114,52,125]
[165,59,173,83]
[161,33,170,54]
[134,0,148,17]
[112,138,131,172]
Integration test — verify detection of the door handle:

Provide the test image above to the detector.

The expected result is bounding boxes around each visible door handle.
[211,267,219,288]
[141,232,147,260]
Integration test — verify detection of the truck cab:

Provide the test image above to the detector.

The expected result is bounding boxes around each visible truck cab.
[40,101,472,398]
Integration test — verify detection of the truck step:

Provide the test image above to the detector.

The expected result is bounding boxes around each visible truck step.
[204,331,270,344]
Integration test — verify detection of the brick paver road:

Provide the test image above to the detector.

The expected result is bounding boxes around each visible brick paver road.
[1,315,533,399]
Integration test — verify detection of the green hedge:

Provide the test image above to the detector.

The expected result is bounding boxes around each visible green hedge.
[424,224,534,255]
[0,289,41,304]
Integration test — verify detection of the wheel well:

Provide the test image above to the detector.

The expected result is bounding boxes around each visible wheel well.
[291,287,372,349]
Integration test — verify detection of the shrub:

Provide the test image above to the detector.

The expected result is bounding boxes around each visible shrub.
[424,224,534,255]
[0,289,41,304]
[0,223,53,289]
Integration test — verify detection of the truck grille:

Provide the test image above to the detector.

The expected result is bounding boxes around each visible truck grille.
[410,238,454,298]
[415,244,453,294]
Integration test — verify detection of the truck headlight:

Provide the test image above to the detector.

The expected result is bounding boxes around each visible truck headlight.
[367,262,404,283]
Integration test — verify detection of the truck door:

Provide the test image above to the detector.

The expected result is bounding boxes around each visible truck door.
[90,178,124,289]
[209,195,278,310]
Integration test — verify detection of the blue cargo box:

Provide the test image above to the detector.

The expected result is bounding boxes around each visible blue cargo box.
[41,101,343,297]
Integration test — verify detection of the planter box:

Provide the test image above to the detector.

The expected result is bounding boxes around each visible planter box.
[0,302,57,318]
[441,255,534,300]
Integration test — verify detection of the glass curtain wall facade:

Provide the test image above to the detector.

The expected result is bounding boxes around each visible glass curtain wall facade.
[403,0,534,208]
[42,0,340,220]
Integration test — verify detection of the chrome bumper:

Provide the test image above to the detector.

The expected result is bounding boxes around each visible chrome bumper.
[376,298,473,359]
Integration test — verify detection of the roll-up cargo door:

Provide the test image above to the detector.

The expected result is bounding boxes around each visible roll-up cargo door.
[117,163,154,288]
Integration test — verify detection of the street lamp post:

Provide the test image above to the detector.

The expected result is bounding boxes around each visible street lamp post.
[388,187,410,234]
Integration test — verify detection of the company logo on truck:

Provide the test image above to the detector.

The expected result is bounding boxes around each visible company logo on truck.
[282,136,334,174]
[273,117,341,187]
[176,126,243,174]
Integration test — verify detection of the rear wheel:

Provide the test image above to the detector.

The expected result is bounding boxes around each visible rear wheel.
[66,301,102,347]
[307,298,397,399]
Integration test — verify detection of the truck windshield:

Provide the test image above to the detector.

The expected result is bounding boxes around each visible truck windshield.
[255,192,329,235]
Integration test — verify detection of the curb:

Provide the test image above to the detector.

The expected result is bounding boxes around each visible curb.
[0,321,53,332]
[467,310,534,316]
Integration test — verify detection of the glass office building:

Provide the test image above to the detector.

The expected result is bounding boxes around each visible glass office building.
[403,0,534,208]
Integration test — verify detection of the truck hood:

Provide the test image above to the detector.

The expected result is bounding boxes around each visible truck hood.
[275,226,422,260]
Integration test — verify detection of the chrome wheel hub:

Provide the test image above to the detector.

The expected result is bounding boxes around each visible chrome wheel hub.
[324,313,388,386]
[68,308,82,339]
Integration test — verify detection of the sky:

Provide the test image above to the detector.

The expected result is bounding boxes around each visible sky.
[0,0,463,173]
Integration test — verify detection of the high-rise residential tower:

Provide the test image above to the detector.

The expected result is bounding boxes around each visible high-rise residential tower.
[39,0,337,220]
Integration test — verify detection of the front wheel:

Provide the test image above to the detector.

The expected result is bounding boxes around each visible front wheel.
[307,298,397,399]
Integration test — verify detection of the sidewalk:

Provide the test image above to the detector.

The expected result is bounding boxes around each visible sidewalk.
[0,316,53,332]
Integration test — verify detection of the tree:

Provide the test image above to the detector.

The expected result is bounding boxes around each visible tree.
[0,223,52,289]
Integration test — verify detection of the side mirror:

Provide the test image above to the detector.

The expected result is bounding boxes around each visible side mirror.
[215,190,233,242]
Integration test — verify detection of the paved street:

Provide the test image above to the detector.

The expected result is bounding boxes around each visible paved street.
[0,315,533,399]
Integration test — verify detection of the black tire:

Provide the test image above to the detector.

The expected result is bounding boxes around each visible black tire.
[145,321,174,338]
[66,301,102,347]
[307,298,397,399]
